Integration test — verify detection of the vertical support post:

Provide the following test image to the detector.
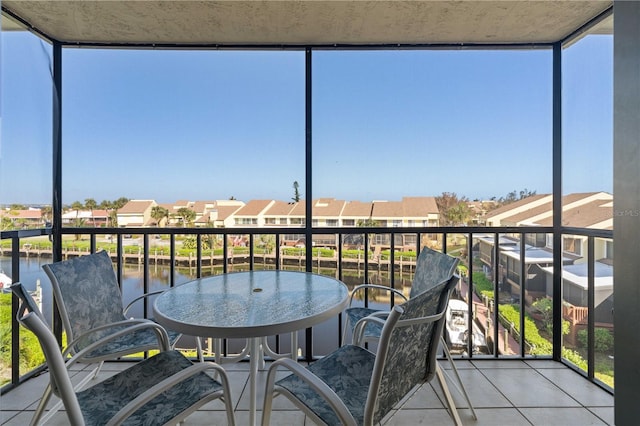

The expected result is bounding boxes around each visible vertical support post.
[304,47,314,361]
[11,236,20,385]
[492,233,499,357]
[520,233,527,356]
[552,42,563,361]
[587,236,595,379]
[613,3,640,422]
[52,41,64,343]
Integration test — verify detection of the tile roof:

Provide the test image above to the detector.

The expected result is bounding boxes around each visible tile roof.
[501,201,553,225]
[191,201,216,213]
[118,200,155,214]
[288,201,305,216]
[341,201,373,217]
[215,205,244,220]
[483,194,549,219]
[402,196,439,216]
[371,197,438,218]
[537,200,613,228]
[234,200,274,216]
[0,210,42,219]
[371,200,404,217]
[488,192,613,228]
[313,198,346,216]
[264,201,297,216]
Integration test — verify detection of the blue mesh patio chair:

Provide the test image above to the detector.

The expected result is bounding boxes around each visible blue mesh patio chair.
[10,283,235,426]
[262,272,459,426]
[38,250,199,424]
[342,246,476,423]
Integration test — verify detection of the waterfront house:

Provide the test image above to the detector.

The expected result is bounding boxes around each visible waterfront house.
[263,200,297,228]
[116,200,157,227]
[233,200,275,227]
[476,192,614,349]
[61,209,109,227]
[0,209,43,229]
[480,194,553,227]
[194,200,245,228]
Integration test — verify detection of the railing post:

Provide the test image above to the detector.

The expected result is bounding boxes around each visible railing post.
[504,328,509,352]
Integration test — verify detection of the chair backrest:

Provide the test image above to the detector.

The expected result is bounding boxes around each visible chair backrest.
[409,246,459,299]
[10,283,86,424]
[42,251,126,350]
[10,281,47,324]
[365,273,459,424]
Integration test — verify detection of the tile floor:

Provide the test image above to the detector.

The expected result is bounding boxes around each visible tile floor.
[1,359,614,425]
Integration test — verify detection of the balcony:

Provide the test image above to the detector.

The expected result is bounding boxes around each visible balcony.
[1,357,614,425]
[1,1,638,424]
[1,226,615,424]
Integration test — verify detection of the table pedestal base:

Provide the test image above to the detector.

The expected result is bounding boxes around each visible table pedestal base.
[208,334,299,426]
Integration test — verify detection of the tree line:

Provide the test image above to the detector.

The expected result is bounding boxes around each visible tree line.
[3,187,537,230]
[435,188,537,226]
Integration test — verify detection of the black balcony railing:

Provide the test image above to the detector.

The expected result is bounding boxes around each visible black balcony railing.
[1,225,614,394]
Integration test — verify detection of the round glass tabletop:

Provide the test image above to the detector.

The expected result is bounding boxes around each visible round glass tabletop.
[153,270,349,338]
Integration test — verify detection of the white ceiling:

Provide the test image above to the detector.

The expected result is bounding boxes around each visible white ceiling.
[2,0,612,47]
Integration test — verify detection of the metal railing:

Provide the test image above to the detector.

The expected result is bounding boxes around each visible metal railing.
[1,225,613,394]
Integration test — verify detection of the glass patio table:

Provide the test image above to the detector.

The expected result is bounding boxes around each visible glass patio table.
[152,270,349,426]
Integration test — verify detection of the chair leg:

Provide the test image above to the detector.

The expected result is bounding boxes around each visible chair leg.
[196,337,204,362]
[30,383,53,425]
[341,316,352,346]
[435,363,463,426]
[440,336,477,420]
[36,361,110,425]
[91,360,104,379]
[261,364,280,426]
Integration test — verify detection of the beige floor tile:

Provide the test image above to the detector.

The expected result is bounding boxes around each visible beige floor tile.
[0,359,615,426]
[519,407,610,426]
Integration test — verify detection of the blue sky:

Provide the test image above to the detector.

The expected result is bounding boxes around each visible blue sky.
[1,32,612,206]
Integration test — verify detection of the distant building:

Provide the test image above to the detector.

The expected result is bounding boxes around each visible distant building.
[233,200,276,227]
[61,209,109,227]
[0,208,44,229]
[111,196,441,249]
[475,192,613,343]
[116,200,157,227]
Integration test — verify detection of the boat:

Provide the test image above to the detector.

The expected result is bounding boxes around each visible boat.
[445,298,490,355]
[0,271,11,293]
[0,272,42,310]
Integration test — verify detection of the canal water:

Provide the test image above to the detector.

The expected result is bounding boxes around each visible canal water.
[2,256,415,356]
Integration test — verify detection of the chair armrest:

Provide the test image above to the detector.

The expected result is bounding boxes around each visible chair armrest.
[352,315,388,346]
[396,310,445,327]
[63,320,170,366]
[348,284,407,307]
[105,358,231,426]
[123,291,165,316]
[265,358,357,426]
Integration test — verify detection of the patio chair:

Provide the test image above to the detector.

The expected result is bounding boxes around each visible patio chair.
[10,283,236,426]
[38,250,198,424]
[262,273,459,426]
[342,246,476,422]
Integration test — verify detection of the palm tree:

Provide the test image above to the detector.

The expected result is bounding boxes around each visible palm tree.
[70,201,84,223]
[84,198,97,226]
[99,200,113,226]
[71,200,83,214]
[41,205,52,227]
[176,207,196,227]
[292,181,301,202]
[151,206,169,228]
[112,197,130,210]
[72,217,86,240]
